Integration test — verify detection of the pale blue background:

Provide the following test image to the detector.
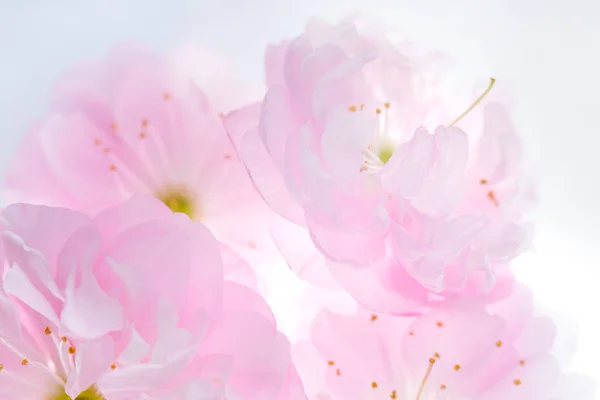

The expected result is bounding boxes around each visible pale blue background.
[2,0,599,390]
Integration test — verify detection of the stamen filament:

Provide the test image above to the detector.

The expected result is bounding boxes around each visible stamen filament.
[48,331,69,379]
[104,154,148,197]
[144,125,173,181]
[362,149,384,166]
[1,369,49,390]
[0,336,65,386]
[416,358,436,400]
[448,77,496,127]
[59,338,76,373]
[135,131,167,190]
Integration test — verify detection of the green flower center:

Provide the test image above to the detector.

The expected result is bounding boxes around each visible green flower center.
[378,146,395,164]
[52,386,104,400]
[156,188,195,218]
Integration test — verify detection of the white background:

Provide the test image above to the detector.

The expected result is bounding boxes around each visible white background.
[2,0,599,393]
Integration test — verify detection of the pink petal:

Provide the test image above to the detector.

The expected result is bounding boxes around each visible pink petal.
[118,327,150,365]
[310,309,398,399]
[65,335,115,398]
[220,244,258,291]
[221,282,275,325]
[292,341,328,398]
[382,127,435,198]
[402,300,505,389]
[308,219,386,265]
[284,39,347,123]
[2,203,92,273]
[476,103,522,183]
[0,292,47,364]
[199,311,292,399]
[150,298,197,364]
[36,114,125,213]
[310,47,377,127]
[431,215,489,259]
[103,214,223,328]
[260,87,299,170]
[320,107,376,183]
[480,354,559,400]
[228,109,305,225]
[410,126,468,217]
[54,224,102,296]
[61,261,126,339]
[3,122,73,209]
[98,343,198,393]
[326,258,427,314]
[269,215,338,288]
[2,231,64,304]
[272,365,308,400]
[3,262,59,326]
[93,195,171,239]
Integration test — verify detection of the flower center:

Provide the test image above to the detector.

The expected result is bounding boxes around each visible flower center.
[156,187,195,218]
[356,77,496,174]
[377,144,395,165]
[52,385,105,400]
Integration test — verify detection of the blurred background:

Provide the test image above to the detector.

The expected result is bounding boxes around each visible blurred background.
[2,0,599,391]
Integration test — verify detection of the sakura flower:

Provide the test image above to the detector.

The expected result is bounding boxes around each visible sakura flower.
[293,285,595,400]
[227,17,535,312]
[3,45,277,267]
[0,196,305,399]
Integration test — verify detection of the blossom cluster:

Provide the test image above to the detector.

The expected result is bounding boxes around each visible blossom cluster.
[0,17,593,400]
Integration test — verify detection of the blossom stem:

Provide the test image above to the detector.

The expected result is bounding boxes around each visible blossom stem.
[448,77,496,127]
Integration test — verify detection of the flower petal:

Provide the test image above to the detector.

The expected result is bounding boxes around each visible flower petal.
[65,335,115,398]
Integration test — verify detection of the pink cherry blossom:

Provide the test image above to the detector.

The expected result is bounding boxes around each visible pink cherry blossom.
[3,45,278,267]
[293,285,595,400]
[226,18,536,312]
[0,196,305,399]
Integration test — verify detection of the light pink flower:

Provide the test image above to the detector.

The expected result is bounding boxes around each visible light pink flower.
[293,285,595,400]
[4,45,277,267]
[227,18,535,312]
[0,196,305,399]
